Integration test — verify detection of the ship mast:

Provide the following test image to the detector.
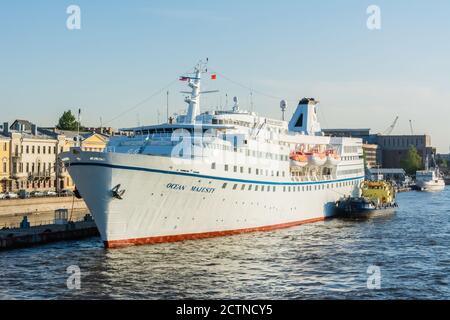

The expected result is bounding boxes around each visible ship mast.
[182,59,218,124]
[184,61,206,123]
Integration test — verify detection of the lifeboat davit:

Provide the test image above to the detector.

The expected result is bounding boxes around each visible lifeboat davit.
[289,151,308,167]
[325,150,341,166]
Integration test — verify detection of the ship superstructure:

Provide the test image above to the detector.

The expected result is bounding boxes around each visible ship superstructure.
[60,61,365,248]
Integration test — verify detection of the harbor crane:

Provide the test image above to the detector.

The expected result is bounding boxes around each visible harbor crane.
[382,116,399,135]
[409,120,414,135]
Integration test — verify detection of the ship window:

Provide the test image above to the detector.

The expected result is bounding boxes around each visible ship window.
[288,186,291,192]
[248,185,252,191]
[233,184,238,190]
[255,185,259,191]
[224,164,228,171]
[241,184,246,190]
[222,183,227,189]
[261,185,265,191]
[256,169,259,175]
[283,186,286,192]
[276,171,279,177]
[211,162,216,169]
[240,166,244,173]
[233,166,237,172]
[248,168,252,174]
[282,171,285,177]
[273,186,276,192]
[266,170,269,176]
[302,186,305,192]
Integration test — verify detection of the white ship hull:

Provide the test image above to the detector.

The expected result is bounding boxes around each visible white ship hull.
[64,151,363,248]
[416,180,445,192]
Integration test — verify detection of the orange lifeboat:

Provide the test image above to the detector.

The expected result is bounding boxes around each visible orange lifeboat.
[289,151,308,167]
[325,149,341,166]
[306,149,327,166]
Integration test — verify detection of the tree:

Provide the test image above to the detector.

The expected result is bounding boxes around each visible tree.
[400,146,423,175]
[57,110,79,131]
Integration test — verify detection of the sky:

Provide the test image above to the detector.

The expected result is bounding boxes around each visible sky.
[0,0,449,152]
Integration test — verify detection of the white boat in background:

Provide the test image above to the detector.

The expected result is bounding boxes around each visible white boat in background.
[60,61,365,248]
[416,155,445,192]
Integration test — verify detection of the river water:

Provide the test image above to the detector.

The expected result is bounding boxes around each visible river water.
[0,187,449,299]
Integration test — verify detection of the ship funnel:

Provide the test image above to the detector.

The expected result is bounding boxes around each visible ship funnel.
[288,98,322,135]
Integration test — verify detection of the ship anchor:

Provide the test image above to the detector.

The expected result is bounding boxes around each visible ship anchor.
[111,184,126,200]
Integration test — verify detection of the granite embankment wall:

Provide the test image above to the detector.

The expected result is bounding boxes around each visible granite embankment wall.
[0,197,87,217]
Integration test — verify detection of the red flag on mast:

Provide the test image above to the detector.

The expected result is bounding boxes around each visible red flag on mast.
[211,74,217,80]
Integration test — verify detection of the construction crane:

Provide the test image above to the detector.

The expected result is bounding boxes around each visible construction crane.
[382,116,399,135]
[409,120,414,135]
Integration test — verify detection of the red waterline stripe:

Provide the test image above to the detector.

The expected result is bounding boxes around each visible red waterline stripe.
[104,217,326,249]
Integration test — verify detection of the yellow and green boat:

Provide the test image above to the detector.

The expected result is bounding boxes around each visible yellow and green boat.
[336,180,398,218]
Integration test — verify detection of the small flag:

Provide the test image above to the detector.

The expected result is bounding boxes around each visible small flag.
[211,74,217,80]
[179,76,189,81]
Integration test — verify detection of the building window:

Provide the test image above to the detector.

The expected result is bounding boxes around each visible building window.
[32,146,35,154]
[2,162,6,173]
[37,146,40,154]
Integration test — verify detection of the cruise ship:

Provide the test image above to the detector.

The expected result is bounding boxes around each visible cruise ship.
[60,61,365,248]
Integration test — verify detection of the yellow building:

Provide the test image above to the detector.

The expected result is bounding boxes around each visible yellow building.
[0,132,11,193]
[80,133,108,152]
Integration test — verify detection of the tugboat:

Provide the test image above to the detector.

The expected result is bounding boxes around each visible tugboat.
[335,180,398,218]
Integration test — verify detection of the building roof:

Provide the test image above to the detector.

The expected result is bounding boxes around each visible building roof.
[368,168,406,174]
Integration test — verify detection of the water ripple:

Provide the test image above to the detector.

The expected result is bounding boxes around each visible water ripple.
[0,187,449,299]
